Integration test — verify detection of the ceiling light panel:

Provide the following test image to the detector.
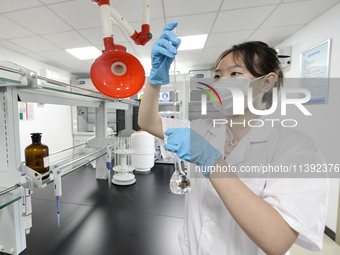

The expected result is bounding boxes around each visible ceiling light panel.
[65,46,101,60]
[178,34,208,51]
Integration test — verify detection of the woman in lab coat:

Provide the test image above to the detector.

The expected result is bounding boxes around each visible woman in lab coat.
[138,21,328,255]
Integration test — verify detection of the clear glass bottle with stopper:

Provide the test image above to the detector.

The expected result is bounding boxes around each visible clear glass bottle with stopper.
[168,37,191,194]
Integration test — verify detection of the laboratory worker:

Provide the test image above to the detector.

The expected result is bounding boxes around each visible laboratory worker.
[138,21,329,255]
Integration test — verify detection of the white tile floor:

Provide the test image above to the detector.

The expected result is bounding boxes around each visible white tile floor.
[290,235,340,255]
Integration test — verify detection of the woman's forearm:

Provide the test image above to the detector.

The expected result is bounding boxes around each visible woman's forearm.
[138,80,164,139]
[209,158,298,255]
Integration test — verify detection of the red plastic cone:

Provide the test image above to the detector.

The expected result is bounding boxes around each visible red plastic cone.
[90,50,145,98]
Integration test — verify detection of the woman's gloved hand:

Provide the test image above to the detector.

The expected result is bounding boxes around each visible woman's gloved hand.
[164,128,223,178]
[148,21,181,85]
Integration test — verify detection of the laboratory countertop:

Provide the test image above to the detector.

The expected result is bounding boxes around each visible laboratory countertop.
[5,164,184,255]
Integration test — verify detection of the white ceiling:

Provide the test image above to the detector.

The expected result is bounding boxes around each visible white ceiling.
[0,0,339,77]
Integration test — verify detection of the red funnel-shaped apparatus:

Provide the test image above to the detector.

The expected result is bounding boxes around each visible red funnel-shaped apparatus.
[90,51,145,98]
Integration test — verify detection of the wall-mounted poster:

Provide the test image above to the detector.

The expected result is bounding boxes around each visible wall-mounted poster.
[18,101,34,120]
[300,39,331,103]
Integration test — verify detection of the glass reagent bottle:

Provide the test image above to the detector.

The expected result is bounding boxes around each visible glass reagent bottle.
[25,133,50,180]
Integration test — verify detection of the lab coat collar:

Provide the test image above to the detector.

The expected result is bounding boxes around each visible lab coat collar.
[246,115,276,143]
[207,114,277,166]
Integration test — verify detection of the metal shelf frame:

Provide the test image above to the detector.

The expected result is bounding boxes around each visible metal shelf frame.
[19,144,107,189]
[0,185,21,210]
[0,61,140,255]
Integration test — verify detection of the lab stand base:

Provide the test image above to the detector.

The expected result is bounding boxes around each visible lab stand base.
[111,177,136,186]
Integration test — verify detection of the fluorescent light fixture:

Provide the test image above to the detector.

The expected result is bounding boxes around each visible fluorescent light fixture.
[178,34,208,51]
[65,46,101,60]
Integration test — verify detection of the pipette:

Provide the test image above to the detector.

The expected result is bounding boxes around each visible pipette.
[53,169,62,227]
[106,144,113,188]
[169,28,191,195]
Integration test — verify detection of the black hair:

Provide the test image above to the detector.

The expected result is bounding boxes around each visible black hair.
[212,41,284,108]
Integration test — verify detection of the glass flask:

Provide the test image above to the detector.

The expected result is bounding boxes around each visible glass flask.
[169,156,191,194]
[25,133,50,179]
[169,38,191,195]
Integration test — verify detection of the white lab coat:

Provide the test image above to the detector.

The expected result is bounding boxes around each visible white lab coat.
[159,116,328,255]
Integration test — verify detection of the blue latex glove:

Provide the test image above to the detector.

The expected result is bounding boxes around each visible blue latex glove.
[148,21,181,85]
[164,128,223,178]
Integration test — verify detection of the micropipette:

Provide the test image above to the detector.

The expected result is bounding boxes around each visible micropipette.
[53,169,62,227]
[106,144,113,188]
[168,28,191,195]
[56,197,60,227]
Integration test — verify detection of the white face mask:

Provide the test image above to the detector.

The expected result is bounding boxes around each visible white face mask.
[211,76,264,116]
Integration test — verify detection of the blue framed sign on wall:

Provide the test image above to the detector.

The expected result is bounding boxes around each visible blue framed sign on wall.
[300,39,331,103]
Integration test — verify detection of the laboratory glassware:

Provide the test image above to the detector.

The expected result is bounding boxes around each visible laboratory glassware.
[168,36,191,195]
[25,133,50,179]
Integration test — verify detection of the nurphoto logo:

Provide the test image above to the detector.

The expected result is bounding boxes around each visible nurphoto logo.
[195,80,312,128]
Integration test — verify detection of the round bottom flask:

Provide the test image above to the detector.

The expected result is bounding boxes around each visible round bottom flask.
[169,158,191,194]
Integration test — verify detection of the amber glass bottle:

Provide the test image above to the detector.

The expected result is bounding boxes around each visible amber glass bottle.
[25,133,50,179]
